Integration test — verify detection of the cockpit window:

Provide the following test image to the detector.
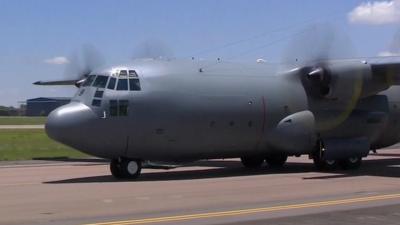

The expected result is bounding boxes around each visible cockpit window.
[129,70,138,78]
[92,75,109,88]
[102,71,141,92]
[129,78,141,91]
[107,77,116,90]
[119,70,128,77]
[82,75,96,87]
[116,79,128,90]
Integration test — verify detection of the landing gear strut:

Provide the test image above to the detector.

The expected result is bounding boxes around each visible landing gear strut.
[312,141,338,170]
[313,152,338,170]
[110,158,142,179]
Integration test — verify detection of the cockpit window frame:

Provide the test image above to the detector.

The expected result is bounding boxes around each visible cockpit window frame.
[107,77,117,90]
[116,78,128,91]
[119,70,128,77]
[82,75,96,87]
[129,78,141,91]
[129,70,138,78]
[92,75,109,88]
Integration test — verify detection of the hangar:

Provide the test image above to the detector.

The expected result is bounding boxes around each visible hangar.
[26,97,71,116]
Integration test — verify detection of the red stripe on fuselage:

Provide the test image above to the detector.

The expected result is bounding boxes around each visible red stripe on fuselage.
[255,96,267,150]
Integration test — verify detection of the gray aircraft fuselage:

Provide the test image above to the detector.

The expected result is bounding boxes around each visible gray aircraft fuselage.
[46,59,400,163]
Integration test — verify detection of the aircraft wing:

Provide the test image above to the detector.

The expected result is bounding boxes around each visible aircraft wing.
[296,60,400,100]
[370,61,400,85]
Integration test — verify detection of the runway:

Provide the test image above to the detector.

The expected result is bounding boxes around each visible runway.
[2,150,400,225]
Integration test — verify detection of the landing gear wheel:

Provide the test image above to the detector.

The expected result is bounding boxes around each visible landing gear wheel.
[110,159,124,179]
[312,151,338,171]
[339,157,362,170]
[265,154,288,168]
[312,140,338,171]
[240,156,264,169]
[110,158,142,179]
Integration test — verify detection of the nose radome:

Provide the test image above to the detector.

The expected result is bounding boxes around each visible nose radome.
[46,102,96,145]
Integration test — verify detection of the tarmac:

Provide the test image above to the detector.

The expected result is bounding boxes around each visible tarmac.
[1,150,400,225]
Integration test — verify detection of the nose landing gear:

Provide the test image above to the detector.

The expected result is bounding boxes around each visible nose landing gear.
[110,158,142,179]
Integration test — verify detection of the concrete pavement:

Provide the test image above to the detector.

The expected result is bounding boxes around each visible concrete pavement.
[1,150,400,225]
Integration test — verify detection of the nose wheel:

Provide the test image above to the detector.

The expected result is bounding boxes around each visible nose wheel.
[110,158,142,179]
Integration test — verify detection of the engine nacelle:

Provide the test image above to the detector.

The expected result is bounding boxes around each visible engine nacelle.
[305,61,390,101]
[267,110,317,155]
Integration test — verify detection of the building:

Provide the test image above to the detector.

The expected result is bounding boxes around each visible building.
[26,97,71,116]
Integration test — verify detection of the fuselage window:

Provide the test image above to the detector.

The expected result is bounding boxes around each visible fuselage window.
[82,75,96,87]
[119,100,129,116]
[109,100,118,116]
[129,79,141,91]
[107,77,116,90]
[109,100,129,116]
[94,90,104,98]
[92,75,109,88]
[117,79,128,90]
[92,99,101,107]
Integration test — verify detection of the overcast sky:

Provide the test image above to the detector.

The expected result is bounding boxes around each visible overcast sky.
[0,0,399,106]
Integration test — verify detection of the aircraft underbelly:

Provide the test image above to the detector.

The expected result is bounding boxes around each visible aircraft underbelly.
[127,94,265,160]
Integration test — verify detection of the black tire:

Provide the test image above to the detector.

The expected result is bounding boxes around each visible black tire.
[339,157,362,170]
[110,158,142,179]
[265,154,288,168]
[312,151,338,171]
[110,159,123,179]
[240,156,264,169]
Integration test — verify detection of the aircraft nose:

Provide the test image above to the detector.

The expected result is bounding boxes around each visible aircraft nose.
[46,102,96,145]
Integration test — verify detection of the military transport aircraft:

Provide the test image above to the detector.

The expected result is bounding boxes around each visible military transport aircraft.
[34,39,400,179]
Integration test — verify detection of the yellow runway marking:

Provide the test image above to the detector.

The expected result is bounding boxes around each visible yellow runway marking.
[85,193,400,225]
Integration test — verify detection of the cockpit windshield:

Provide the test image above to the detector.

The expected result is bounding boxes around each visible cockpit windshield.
[82,70,141,91]
[92,75,109,88]
[117,79,128,90]
[107,77,117,90]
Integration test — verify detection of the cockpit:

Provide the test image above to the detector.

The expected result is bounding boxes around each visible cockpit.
[74,69,142,111]
[82,69,141,91]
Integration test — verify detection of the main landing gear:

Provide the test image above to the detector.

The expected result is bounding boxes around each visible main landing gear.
[265,154,288,168]
[312,141,362,171]
[110,158,142,179]
[240,156,264,168]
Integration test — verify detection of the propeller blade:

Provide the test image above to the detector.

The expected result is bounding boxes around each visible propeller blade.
[35,45,105,88]
[33,80,78,86]
[282,24,354,66]
[64,45,105,80]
